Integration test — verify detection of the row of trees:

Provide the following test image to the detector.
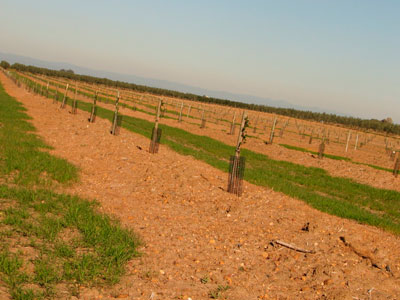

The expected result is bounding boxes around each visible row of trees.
[8,62,400,135]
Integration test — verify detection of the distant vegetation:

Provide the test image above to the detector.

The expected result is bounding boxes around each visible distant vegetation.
[9,62,400,135]
[0,60,10,69]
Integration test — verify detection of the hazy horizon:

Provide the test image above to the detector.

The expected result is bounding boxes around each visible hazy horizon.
[1,1,399,122]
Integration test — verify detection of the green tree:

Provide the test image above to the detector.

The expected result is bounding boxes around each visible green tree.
[0,60,10,69]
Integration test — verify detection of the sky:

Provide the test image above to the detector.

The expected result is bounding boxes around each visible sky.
[0,0,399,122]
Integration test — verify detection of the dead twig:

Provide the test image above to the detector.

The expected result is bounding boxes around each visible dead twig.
[272,240,316,254]
[339,236,389,273]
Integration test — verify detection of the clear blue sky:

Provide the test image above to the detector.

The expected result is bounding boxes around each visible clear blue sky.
[1,0,399,122]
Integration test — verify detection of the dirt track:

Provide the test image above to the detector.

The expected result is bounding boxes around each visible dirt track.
[2,73,400,300]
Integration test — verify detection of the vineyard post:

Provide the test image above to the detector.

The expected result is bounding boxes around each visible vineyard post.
[110,91,120,135]
[53,84,59,104]
[253,114,259,133]
[354,133,359,150]
[71,83,78,114]
[393,153,400,177]
[200,108,206,128]
[325,129,330,144]
[149,99,163,153]
[318,140,325,159]
[60,83,69,109]
[46,81,49,98]
[309,128,314,144]
[178,101,184,123]
[88,90,98,123]
[229,111,236,135]
[345,131,351,152]
[187,105,192,118]
[269,117,277,144]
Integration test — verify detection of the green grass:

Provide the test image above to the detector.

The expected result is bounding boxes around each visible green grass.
[208,285,230,299]
[279,143,393,172]
[0,80,140,299]
[279,143,352,161]
[15,74,400,236]
[0,82,78,187]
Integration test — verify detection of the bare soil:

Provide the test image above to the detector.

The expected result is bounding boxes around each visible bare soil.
[2,73,400,300]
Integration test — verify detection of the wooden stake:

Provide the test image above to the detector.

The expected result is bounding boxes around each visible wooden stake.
[61,84,69,108]
[71,83,78,114]
[354,133,359,150]
[273,240,315,254]
[309,128,314,144]
[178,101,184,122]
[200,109,206,128]
[269,117,277,144]
[149,99,163,153]
[318,141,325,159]
[229,111,236,135]
[88,90,98,123]
[53,84,59,104]
[253,115,259,133]
[345,131,351,152]
[110,91,120,135]
[394,156,400,178]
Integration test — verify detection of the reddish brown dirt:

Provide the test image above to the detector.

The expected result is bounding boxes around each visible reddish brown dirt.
[3,73,400,300]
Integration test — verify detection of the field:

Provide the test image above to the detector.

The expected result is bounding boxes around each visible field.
[1,69,400,299]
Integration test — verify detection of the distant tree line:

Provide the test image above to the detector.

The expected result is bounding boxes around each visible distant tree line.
[9,62,400,135]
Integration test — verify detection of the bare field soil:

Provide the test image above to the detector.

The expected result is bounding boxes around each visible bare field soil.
[2,73,400,300]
